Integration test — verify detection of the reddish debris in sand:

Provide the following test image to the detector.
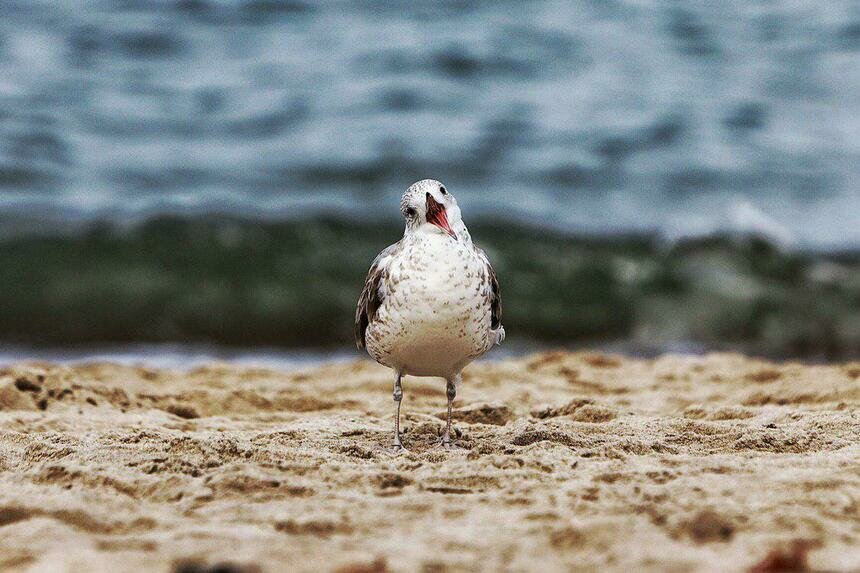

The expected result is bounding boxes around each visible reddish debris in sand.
[748,540,818,573]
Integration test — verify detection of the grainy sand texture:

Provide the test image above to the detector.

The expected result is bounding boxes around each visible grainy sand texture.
[0,352,858,572]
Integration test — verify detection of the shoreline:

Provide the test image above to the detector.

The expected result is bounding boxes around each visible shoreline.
[1,351,858,572]
[1,339,851,372]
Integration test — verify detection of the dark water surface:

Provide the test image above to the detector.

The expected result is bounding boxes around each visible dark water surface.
[0,2,857,358]
[1,218,857,359]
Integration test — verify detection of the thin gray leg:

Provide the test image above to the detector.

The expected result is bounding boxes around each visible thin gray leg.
[392,372,404,449]
[442,375,459,447]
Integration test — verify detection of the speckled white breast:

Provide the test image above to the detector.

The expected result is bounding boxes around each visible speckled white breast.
[365,232,494,378]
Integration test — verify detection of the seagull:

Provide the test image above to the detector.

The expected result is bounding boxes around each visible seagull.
[355,179,504,450]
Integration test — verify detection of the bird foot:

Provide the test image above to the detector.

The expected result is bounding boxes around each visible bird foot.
[437,437,465,451]
[388,437,408,454]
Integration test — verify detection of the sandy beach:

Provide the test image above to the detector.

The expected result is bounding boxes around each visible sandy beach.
[0,351,858,572]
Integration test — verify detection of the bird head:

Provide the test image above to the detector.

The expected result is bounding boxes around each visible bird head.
[400,179,462,239]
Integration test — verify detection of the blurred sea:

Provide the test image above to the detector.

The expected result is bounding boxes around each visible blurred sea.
[0,1,858,360]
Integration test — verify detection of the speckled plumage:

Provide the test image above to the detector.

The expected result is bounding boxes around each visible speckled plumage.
[354,179,503,448]
[356,180,503,378]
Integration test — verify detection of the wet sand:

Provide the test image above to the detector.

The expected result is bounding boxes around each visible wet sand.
[0,352,858,572]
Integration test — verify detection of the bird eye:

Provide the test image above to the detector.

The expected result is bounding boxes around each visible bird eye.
[440,186,447,195]
[405,207,416,218]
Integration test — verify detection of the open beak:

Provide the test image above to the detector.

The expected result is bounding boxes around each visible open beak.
[425,193,457,238]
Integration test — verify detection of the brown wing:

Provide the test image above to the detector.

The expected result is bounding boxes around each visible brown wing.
[476,246,502,330]
[354,243,399,349]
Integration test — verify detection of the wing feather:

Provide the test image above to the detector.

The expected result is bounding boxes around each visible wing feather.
[476,246,502,330]
[354,242,399,349]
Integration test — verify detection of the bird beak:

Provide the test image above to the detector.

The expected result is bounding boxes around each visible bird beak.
[426,193,457,238]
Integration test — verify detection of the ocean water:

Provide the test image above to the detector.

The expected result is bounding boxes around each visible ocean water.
[0,1,858,359]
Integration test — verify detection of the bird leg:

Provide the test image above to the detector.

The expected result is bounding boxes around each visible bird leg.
[442,376,459,448]
[392,372,404,450]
